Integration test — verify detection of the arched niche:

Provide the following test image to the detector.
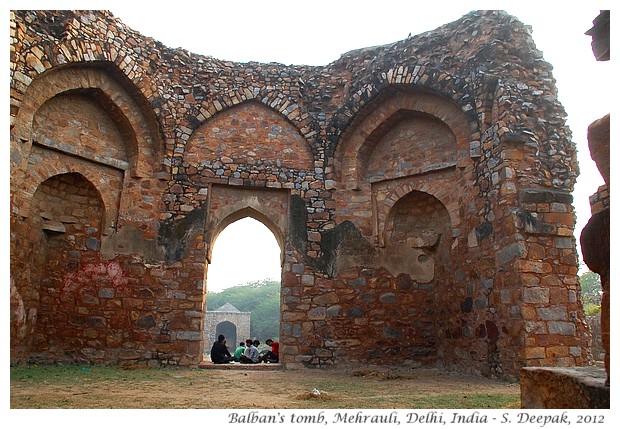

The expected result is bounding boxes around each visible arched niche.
[335,88,471,191]
[185,101,313,173]
[30,172,105,240]
[12,63,162,180]
[384,190,452,283]
[363,110,457,183]
[215,321,238,351]
[30,172,106,355]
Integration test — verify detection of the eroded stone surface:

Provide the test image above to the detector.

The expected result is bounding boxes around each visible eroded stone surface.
[520,367,609,408]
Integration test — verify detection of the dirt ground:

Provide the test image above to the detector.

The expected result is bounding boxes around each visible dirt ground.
[10,364,521,409]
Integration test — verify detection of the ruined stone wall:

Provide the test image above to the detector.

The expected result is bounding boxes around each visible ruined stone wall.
[10,10,590,377]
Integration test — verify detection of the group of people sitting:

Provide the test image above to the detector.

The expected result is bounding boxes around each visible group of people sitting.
[210,334,279,364]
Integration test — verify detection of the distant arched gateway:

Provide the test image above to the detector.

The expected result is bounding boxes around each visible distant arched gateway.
[204,304,251,359]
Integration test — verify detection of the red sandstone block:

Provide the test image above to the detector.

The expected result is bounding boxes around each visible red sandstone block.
[546,345,569,358]
[525,347,546,359]
[527,243,546,259]
[544,212,575,226]
[517,260,552,274]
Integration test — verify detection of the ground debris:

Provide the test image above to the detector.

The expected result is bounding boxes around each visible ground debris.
[294,388,335,401]
[352,369,415,380]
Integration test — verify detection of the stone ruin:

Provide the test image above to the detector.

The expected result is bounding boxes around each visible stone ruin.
[204,303,251,356]
[10,10,592,379]
[520,10,610,408]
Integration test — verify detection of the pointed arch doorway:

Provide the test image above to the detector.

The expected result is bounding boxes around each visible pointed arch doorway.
[202,185,289,363]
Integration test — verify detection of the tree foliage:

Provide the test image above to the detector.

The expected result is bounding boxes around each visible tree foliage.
[207,279,281,341]
[580,270,602,316]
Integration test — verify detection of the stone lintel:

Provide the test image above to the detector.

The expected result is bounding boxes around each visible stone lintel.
[520,188,573,204]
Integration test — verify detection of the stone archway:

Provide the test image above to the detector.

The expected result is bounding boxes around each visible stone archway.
[204,304,251,359]
[202,185,288,362]
[216,321,237,348]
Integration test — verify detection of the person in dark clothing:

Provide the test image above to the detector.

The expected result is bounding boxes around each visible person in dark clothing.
[210,334,234,364]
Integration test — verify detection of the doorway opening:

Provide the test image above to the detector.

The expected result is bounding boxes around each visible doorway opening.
[204,216,282,362]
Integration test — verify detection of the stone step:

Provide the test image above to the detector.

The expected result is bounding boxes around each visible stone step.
[198,361,281,370]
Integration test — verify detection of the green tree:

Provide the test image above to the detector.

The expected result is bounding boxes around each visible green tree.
[580,271,602,316]
[207,279,281,340]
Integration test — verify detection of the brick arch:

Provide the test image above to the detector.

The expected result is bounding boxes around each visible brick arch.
[373,179,460,248]
[21,159,120,236]
[185,100,314,173]
[207,206,284,266]
[31,172,105,235]
[335,87,473,191]
[12,63,162,178]
[190,89,314,142]
[329,65,478,151]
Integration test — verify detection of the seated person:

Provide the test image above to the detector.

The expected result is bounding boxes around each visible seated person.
[260,338,279,363]
[210,334,234,364]
[239,338,260,363]
[233,341,246,362]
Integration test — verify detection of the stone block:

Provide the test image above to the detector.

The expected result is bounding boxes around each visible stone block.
[98,288,115,298]
[347,307,364,317]
[307,307,326,320]
[520,367,609,408]
[175,331,200,341]
[313,291,339,306]
[524,321,546,334]
[524,347,546,359]
[536,306,567,321]
[516,260,552,274]
[523,287,549,304]
[545,345,569,358]
[496,242,526,265]
[547,321,575,336]
[380,293,396,303]
[383,327,404,338]
[301,274,315,286]
[326,305,341,316]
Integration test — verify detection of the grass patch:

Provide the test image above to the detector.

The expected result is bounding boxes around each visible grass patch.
[405,393,521,409]
[11,364,179,384]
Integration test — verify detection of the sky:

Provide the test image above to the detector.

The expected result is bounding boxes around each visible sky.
[11,1,614,290]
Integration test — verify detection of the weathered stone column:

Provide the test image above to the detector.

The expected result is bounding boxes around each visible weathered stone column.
[580,115,610,386]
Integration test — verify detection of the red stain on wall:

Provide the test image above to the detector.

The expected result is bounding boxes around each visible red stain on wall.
[63,261,129,295]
